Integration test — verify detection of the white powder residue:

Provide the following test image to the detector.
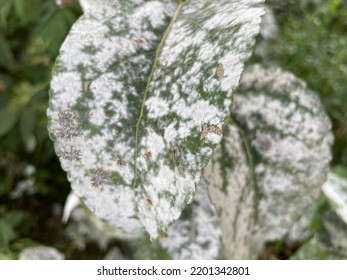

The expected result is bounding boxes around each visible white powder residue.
[322,172,347,225]
[50,72,82,106]
[161,178,221,260]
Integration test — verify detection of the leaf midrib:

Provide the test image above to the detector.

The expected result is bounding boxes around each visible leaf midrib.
[132,2,184,189]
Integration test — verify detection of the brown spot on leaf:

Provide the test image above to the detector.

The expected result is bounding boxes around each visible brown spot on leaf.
[216,63,224,80]
[56,110,82,140]
[62,146,82,163]
[178,167,186,178]
[144,150,152,160]
[116,154,126,167]
[91,167,108,188]
[209,124,222,135]
[134,37,146,46]
[217,207,223,217]
[168,141,180,160]
[199,123,223,140]
[83,80,91,92]
[146,197,153,207]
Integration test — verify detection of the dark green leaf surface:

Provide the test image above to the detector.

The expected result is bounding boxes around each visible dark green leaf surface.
[0,108,18,136]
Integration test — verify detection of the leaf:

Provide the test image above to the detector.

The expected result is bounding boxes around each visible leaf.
[206,64,334,258]
[0,108,18,136]
[0,253,14,260]
[62,191,81,223]
[33,6,82,56]
[3,210,28,229]
[160,178,221,260]
[20,109,37,144]
[290,236,327,260]
[319,211,347,258]
[0,33,14,66]
[0,220,17,249]
[322,166,347,225]
[48,0,264,238]
[134,238,171,260]
[205,123,256,259]
[19,246,64,260]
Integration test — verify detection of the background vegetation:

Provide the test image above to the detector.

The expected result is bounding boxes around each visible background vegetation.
[0,0,346,259]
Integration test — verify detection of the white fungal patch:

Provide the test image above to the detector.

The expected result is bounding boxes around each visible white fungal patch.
[145,96,170,118]
[322,172,347,225]
[90,74,119,104]
[85,184,144,234]
[137,162,196,237]
[50,73,82,106]
[88,108,105,126]
[131,1,173,30]
[138,128,166,166]
[206,124,256,259]
[161,179,222,260]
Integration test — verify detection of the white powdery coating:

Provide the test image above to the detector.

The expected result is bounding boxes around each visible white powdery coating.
[139,0,263,237]
[146,0,264,122]
[48,1,175,235]
[49,0,264,239]
[51,118,143,232]
[79,0,116,15]
[259,5,278,39]
[146,0,264,131]
[137,162,196,237]
[233,64,333,252]
[322,172,347,225]
[59,19,111,72]
[206,64,333,258]
[206,124,256,259]
[138,128,166,164]
[160,179,221,260]
[130,1,172,30]
[161,99,223,143]
[50,72,82,107]
[84,186,143,233]
[19,246,64,260]
[146,96,170,118]
[321,212,347,255]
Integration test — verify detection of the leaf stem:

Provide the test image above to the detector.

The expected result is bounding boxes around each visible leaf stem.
[229,116,260,221]
[132,2,184,189]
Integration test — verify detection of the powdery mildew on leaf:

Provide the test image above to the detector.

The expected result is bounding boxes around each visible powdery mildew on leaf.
[19,246,64,260]
[320,211,347,257]
[205,124,256,259]
[236,64,333,252]
[160,179,221,260]
[206,64,333,258]
[48,0,264,238]
[322,170,347,225]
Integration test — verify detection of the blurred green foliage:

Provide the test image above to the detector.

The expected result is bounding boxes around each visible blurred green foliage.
[0,0,82,258]
[256,0,347,259]
[264,0,347,166]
